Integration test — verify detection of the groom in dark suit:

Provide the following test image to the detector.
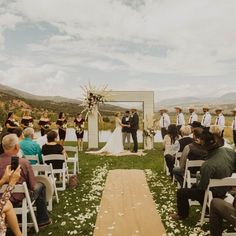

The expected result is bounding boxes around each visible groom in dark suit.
[130,109,139,153]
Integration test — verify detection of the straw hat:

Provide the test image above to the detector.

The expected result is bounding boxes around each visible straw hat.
[159,108,168,112]
[188,106,195,110]
[35,176,54,202]
[231,108,236,113]
[215,107,223,112]
[202,105,210,110]
[174,106,182,111]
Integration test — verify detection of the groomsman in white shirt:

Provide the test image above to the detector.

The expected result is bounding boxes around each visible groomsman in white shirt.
[175,106,185,132]
[231,108,236,147]
[188,107,198,125]
[201,105,211,130]
[159,108,171,139]
[215,108,225,137]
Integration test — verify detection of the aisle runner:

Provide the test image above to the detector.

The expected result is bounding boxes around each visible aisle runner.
[93,170,166,236]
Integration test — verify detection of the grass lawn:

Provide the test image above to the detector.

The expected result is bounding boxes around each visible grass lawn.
[29,142,232,236]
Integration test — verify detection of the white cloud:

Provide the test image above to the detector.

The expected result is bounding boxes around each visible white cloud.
[0,0,235,100]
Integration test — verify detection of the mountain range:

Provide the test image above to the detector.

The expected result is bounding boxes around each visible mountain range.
[0,83,235,113]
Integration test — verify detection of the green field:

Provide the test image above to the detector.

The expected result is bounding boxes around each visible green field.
[28,142,233,236]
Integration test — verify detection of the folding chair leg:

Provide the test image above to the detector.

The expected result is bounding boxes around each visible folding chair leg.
[200,189,208,225]
[22,202,27,236]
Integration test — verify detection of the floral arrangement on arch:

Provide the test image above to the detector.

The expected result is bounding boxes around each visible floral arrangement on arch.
[81,84,111,120]
[143,128,156,137]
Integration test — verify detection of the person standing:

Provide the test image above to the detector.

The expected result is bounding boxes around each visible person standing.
[121,111,131,150]
[175,106,185,132]
[130,109,139,153]
[159,108,170,139]
[74,113,85,151]
[201,105,211,130]
[214,108,225,137]
[20,110,34,129]
[56,112,67,146]
[38,111,51,136]
[188,107,198,125]
[232,108,236,148]
[5,112,19,133]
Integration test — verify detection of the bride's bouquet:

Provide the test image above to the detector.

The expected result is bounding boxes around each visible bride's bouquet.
[28,122,34,128]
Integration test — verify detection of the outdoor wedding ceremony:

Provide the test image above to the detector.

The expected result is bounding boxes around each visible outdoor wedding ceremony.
[0,0,236,236]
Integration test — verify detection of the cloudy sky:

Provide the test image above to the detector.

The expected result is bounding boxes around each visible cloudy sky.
[0,0,236,102]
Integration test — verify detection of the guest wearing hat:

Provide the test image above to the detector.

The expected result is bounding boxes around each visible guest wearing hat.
[201,106,211,130]
[175,106,185,133]
[231,108,236,147]
[214,108,225,137]
[159,108,171,139]
[188,107,198,125]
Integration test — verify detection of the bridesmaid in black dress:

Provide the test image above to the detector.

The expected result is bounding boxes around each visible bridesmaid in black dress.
[56,112,67,146]
[5,112,20,133]
[74,113,85,151]
[38,111,51,136]
[21,110,34,129]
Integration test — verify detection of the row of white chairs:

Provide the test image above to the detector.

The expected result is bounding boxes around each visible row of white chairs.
[164,152,236,235]
[1,145,79,236]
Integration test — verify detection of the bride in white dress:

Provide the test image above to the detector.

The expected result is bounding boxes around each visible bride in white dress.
[91,112,127,155]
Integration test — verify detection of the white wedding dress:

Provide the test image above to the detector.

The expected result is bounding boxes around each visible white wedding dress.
[92,118,124,155]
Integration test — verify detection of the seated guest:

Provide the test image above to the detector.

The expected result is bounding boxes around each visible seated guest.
[20,110,34,129]
[0,165,22,236]
[20,127,42,164]
[209,125,224,147]
[173,127,208,187]
[38,112,51,136]
[178,126,194,152]
[5,112,19,133]
[164,125,193,178]
[170,130,236,220]
[42,131,67,169]
[164,124,181,178]
[210,197,236,236]
[0,134,51,227]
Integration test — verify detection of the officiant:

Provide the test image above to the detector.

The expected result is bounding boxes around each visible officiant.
[122,111,131,150]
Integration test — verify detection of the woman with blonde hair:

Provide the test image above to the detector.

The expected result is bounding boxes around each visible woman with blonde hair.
[20,110,34,129]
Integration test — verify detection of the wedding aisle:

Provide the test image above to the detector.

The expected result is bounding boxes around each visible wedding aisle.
[93,169,166,236]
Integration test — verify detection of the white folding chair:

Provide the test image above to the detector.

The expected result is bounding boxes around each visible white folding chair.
[0,182,39,236]
[42,154,68,191]
[172,152,182,184]
[23,154,39,164]
[32,164,59,211]
[64,146,79,175]
[183,159,205,188]
[200,177,236,225]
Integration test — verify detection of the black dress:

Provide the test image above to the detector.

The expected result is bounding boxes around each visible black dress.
[21,117,34,129]
[38,119,51,136]
[74,118,85,139]
[5,119,19,133]
[42,144,64,169]
[56,119,67,140]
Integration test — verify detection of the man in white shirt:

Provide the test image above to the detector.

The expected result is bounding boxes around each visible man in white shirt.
[215,108,225,137]
[159,108,171,139]
[232,108,236,147]
[188,107,198,125]
[175,106,185,133]
[201,106,211,130]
